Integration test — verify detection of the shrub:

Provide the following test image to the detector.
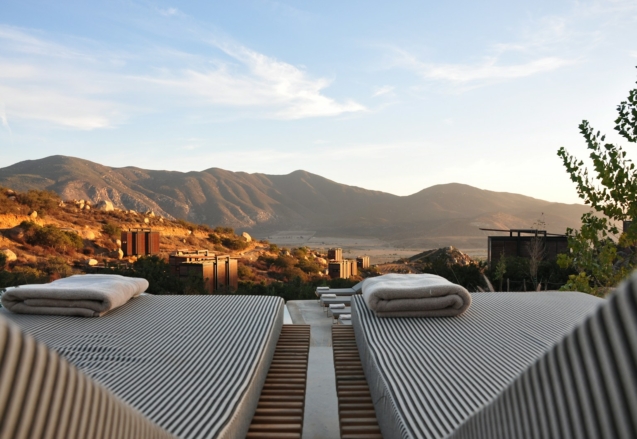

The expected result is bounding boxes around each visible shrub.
[20,221,83,253]
[268,243,279,253]
[17,189,61,215]
[238,264,255,280]
[208,233,221,244]
[282,267,307,283]
[221,236,249,251]
[42,256,73,278]
[101,222,121,238]
[0,266,49,289]
[214,226,234,234]
[197,224,213,233]
[0,253,6,270]
[175,219,197,230]
[273,255,295,269]
[297,258,321,274]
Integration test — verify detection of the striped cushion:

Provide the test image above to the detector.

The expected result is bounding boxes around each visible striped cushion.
[451,275,637,439]
[1,295,283,439]
[352,291,602,439]
[0,315,174,439]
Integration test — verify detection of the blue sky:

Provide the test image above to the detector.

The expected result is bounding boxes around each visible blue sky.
[0,0,636,203]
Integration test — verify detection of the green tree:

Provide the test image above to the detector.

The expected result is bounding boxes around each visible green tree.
[557,68,637,233]
[557,66,637,294]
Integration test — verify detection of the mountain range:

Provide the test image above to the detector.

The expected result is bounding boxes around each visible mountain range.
[0,156,589,248]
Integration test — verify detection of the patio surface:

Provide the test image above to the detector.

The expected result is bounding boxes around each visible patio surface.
[287,300,341,439]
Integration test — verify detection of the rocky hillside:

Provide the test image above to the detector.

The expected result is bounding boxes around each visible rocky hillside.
[0,186,349,289]
[0,155,590,248]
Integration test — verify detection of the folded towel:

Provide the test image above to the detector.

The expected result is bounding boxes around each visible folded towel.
[330,303,346,309]
[362,273,471,318]
[317,286,330,290]
[340,314,351,320]
[322,294,337,299]
[1,274,149,317]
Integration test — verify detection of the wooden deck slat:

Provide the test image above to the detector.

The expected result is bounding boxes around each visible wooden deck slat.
[332,325,382,439]
[248,325,310,437]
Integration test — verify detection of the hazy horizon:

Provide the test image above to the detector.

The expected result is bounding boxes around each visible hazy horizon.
[1,1,636,204]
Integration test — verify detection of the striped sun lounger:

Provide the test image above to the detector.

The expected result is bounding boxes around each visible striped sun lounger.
[0,295,284,439]
[352,290,607,439]
[320,296,352,307]
[315,282,363,297]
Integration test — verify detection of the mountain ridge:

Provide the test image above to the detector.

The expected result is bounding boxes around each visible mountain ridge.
[0,155,589,248]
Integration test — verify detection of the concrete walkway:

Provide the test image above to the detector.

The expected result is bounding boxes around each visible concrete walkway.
[287,300,340,439]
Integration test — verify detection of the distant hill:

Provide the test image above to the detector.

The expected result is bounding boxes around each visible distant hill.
[0,155,590,248]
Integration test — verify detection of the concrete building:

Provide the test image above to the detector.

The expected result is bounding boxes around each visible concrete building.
[121,229,160,257]
[348,259,358,277]
[482,228,568,265]
[328,259,357,279]
[169,250,213,276]
[170,251,238,292]
[327,248,343,261]
[357,256,370,269]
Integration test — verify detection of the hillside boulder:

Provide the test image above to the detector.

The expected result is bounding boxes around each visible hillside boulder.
[1,249,17,263]
[144,218,150,224]
[242,232,252,242]
[81,230,96,240]
[29,211,37,219]
[110,249,124,260]
[86,258,98,266]
[96,200,115,212]
[146,211,156,218]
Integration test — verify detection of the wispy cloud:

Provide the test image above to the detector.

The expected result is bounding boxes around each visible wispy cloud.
[0,103,13,136]
[0,22,365,130]
[385,12,586,89]
[372,85,395,98]
[159,7,179,17]
[415,56,574,83]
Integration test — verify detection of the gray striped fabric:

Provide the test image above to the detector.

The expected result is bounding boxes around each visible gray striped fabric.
[0,315,174,439]
[1,295,283,439]
[451,275,637,439]
[352,291,603,439]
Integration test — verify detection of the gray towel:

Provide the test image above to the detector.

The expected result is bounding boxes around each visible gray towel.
[362,273,471,317]
[1,274,148,317]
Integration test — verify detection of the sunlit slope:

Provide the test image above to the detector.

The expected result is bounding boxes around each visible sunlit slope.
[0,156,589,246]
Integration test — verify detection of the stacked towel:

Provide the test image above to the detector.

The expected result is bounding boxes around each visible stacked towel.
[340,314,351,320]
[322,294,337,299]
[362,273,471,318]
[1,274,149,317]
[317,286,330,290]
[330,303,346,309]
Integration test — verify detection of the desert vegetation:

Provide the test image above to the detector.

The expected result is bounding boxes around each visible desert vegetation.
[557,65,637,296]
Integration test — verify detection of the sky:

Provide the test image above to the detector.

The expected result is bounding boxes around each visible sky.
[0,0,636,204]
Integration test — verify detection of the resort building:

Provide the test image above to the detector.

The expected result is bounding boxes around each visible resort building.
[170,251,238,292]
[482,228,568,265]
[120,228,160,257]
[328,259,357,279]
[357,255,370,269]
[327,247,343,261]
